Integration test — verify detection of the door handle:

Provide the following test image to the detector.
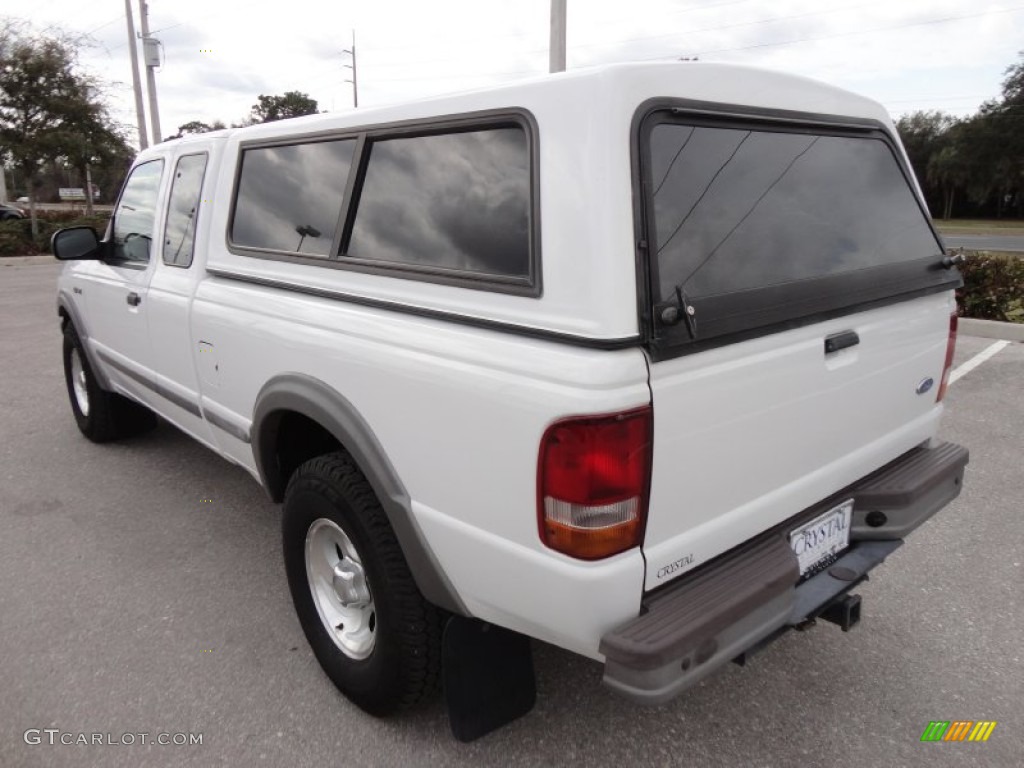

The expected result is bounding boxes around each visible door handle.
[824,330,859,354]
[126,292,142,307]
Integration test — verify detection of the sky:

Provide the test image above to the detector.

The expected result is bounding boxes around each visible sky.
[8,0,1024,147]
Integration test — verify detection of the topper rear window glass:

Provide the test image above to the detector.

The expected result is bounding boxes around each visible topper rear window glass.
[648,124,942,304]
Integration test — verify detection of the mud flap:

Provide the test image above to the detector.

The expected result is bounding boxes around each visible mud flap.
[443,616,536,742]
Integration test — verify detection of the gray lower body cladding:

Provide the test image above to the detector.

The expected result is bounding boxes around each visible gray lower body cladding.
[600,441,969,704]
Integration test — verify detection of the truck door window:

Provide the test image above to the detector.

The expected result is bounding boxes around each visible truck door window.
[163,153,209,268]
[111,159,164,263]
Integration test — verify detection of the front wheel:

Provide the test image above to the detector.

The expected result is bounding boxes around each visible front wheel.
[62,324,156,442]
[282,452,443,716]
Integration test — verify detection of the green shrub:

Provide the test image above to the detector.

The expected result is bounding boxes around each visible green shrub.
[0,211,109,256]
[957,251,1024,323]
[0,220,33,257]
[0,229,27,257]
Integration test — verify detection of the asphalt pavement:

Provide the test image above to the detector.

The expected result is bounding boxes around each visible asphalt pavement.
[1,260,1021,768]
[943,234,1024,252]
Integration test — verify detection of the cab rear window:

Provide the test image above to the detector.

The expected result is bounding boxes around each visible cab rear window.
[641,113,957,354]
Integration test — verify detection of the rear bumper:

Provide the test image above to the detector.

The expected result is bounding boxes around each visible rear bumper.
[599,440,968,704]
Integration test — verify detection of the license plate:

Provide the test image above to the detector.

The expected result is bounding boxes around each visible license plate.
[789,499,853,577]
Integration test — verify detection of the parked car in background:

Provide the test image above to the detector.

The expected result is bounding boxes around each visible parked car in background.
[0,202,26,220]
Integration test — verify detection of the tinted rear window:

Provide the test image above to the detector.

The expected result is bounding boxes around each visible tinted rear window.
[232,139,356,256]
[643,117,954,352]
[346,127,530,279]
[650,124,942,301]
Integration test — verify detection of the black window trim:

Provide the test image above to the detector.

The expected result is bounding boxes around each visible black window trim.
[162,151,210,269]
[630,98,959,361]
[104,157,166,270]
[226,108,541,298]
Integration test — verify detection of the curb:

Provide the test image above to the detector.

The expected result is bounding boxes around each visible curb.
[959,317,1024,342]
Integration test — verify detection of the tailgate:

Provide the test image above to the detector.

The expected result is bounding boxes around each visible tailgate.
[642,291,955,591]
[634,105,962,592]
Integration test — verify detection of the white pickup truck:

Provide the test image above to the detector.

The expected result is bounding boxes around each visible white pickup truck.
[53,62,968,740]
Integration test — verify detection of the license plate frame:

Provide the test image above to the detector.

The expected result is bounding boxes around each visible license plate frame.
[789,499,853,578]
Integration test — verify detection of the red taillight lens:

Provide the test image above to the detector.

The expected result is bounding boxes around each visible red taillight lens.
[537,407,652,560]
[936,313,958,402]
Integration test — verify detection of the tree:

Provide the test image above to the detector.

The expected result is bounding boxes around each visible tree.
[953,51,1024,218]
[896,52,1024,220]
[895,111,956,213]
[991,51,1024,217]
[1003,51,1024,104]
[0,23,117,235]
[169,119,226,139]
[250,91,319,123]
[927,142,968,220]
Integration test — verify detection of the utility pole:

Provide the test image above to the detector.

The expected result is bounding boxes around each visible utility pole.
[84,164,95,216]
[138,0,162,143]
[343,30,358,108]
[124,0,148,149]
[550,0,567,73]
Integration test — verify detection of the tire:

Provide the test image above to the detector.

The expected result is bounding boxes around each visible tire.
[62,323,157,442]
[282,452,443,716]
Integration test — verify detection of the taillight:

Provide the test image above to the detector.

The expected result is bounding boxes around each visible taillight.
[936,313,958,402]
[537,407,652,560]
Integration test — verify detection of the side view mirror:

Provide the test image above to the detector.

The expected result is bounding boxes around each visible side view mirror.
[52,227,101,261]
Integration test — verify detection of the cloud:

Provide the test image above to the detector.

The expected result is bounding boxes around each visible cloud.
[14,0,1024,142]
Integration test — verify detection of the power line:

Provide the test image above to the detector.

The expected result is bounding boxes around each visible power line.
[150,6,231,35]
[86,14,124,36]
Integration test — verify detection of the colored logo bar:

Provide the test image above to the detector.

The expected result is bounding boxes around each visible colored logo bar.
[920,721,997,742]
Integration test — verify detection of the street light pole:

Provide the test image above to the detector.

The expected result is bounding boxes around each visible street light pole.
[550,0,567,73]
[124,0,148,149]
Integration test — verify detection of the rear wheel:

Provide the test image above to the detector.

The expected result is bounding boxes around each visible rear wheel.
[282,452,443,716]
[62,324,156,442]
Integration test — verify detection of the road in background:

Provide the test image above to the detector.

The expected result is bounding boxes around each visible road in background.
[1,262,1021,767]
[0,203,113,214]
[943,235,1024,252]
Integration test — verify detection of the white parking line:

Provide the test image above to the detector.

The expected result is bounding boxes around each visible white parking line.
[949,340,1011,385]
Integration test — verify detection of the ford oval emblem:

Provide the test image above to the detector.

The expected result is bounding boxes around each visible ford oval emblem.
[916,377,934,395]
